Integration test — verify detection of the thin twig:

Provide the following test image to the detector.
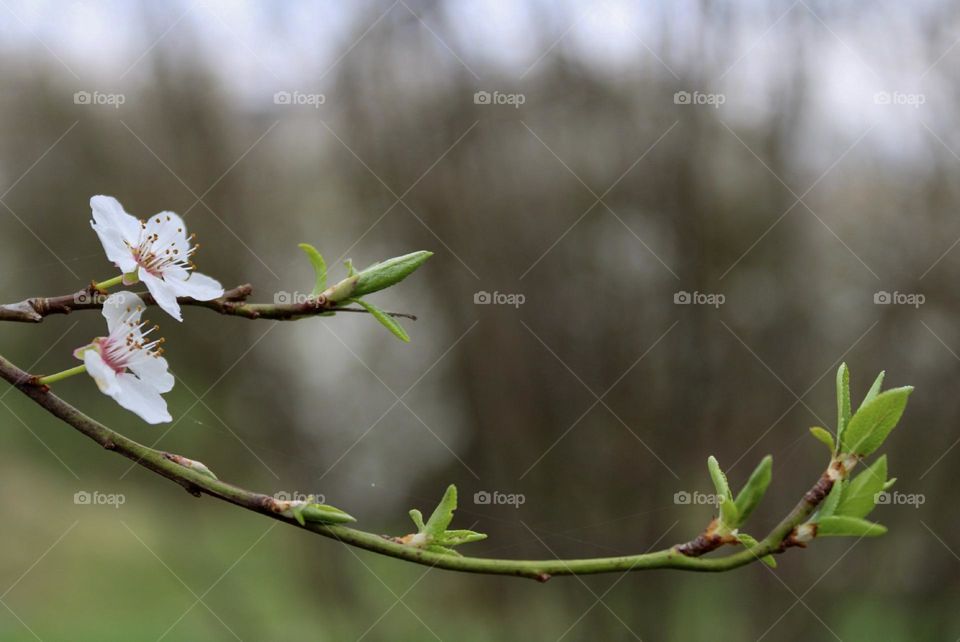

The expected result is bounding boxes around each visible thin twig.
[0,352,835,581]
[0,284,417,323]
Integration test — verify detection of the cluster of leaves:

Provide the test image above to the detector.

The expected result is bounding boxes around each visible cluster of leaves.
[706,454,777,567]
[299,244,433,342]
[803,364,912,538]
[402,485,487,556]
[809,457,895,538]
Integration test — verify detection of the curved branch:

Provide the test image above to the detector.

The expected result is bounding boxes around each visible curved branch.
[0,352,833,581]
[0,284,417,323]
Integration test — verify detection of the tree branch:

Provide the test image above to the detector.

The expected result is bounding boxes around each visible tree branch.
[0,352,835,581]
[0,284,417,323]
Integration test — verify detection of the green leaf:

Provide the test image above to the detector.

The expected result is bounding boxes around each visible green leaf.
[835,455,887,519]
[287,496,356,525]
[733,455,772,525]
[707,456,731,500]
[409,509,425,532]
[300,503,357,524]
[719,496,739,527]
[818,480,844,520]
[352,298,410,343]
[882,477,897,491]
[836,363,851,443]
[404,484,487,552]
[424,484,458,538]
[344,258,357,277]
[842,386,913,456]
[860,371,885,411]
[816,516,887,537]
[736,532,777,568]
[353,251,433,297]
[809,427,836,454]
[436,529,487,546]
[298,243,327,295]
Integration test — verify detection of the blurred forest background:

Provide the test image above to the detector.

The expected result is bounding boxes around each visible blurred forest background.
[1,1,959,640]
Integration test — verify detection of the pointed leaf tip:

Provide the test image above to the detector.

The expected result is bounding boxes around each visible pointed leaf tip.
[707,456,731,500]
[353,298,410,342]
[298,243,328,295]
[860,371,886,411]
[353,251,433,297]
[842,386,913,456]
[809,426,836,453]
[817,515,887,537]
[837,363,851,442]
[424,484,458,538]
[733,455,773,526]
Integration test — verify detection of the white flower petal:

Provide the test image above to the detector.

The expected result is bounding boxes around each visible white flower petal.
[144,211,190,256]
[140,270,182,321]
[127,354,174,393]
[113,373,172,424]
[91,220,138,274]
[84,350,120,395]
[91,195,142,243]
[101,291,145,334]
[90,196,142,273]
[168,271,224,302]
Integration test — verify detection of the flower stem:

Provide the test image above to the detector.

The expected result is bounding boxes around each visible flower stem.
[94,275,124,290]
[37,364,87,385]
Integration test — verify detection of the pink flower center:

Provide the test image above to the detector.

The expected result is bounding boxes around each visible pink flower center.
[130,215,198,278]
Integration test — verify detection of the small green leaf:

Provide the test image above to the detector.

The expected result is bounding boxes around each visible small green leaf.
[300,503,357,524]
[298,243,327,295]
[842,386,913,456]
[352,298,410,342]
[816,516,887,537]
[409,509,425,532]
[436,529,487,546]
[836,363,851,443]
[733,455,772,525]
[809,427,836,454]
[835,455,887,519]
[344,258,357,277]
[424,484,458,538]
[719,496,739,527]
[707,456,731,500]
[818,480,844,520]
[285,496,357,525]
[736,532,777,568]
[860,371,885,411]
[353,251,433,297]
[882,477,897,491]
